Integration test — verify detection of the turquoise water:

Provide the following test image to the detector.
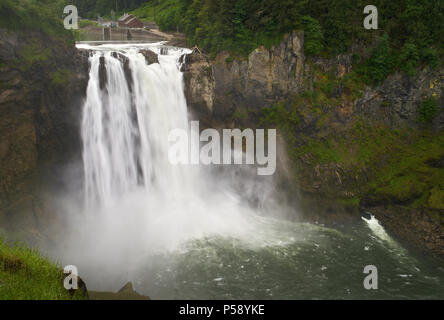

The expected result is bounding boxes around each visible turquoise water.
[133,217,444,299]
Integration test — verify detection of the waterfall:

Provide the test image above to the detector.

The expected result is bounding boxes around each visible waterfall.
[81,46,193,209]
[76,43,264,254]
[59,43,444,298]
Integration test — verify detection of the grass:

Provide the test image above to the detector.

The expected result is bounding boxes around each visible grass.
[0,238,85,300]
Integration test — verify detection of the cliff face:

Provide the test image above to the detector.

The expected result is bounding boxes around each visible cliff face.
[0,29,88,244]
[181,32,444,258]
[355,69,444,130]
[181,31,304,126]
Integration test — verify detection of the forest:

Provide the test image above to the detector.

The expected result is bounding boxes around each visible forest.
[3,1,442,73]
[66,0,443,84]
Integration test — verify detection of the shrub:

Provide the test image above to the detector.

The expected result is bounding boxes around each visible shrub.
[418,97,438,122]
[421,47,438,69]
[399,43,420,76]
[362,34,394,84]
[301,16,323,56]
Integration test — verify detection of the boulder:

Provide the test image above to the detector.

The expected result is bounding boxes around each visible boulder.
[140,49,159,65]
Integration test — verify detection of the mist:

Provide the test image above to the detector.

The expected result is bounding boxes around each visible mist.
[41,43,292,292]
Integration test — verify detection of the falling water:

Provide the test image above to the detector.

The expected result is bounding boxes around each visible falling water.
[60,43,444,299]
[81,46,192,209]
[76,43,269,254]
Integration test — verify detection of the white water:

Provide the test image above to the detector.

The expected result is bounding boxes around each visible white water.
[76,43,281,262]
[81,45,191,209]
[361,214,395,244]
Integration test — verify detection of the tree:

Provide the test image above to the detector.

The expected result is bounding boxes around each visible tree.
[301,16,323,56]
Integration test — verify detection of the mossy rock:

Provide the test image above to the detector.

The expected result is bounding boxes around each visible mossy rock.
[371,175,428,204]
[428,188,444,210]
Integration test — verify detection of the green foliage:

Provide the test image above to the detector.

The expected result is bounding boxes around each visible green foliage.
[301,16,323,56]
[359,33,394,84]
[71,28,85,41]
[366,130,444,210]
[0,0,70,38]
[259,74,443,211]
[71,0,148,18]
[14,41,53,72]
[418,97,438,122]
[0,238,86,299]
[421,47,438,69]
[399,42,419,76]
[9,0,442,71]
[428,188,444,210]
[21,43,51,64]
[78,19,98,28]
[225,56,234,63]
[260,101,301,129]
[50,69,74,86]
[303,139,340,163]
[129,0,441,82]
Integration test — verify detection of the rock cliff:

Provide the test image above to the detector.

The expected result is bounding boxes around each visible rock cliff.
[181,31,304,126]
[0,29,89,245]
[181,31,444,259]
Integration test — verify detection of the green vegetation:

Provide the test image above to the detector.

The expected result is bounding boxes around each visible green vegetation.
[4,39,58,74]
[260,97,444,214]
[70,0,148,18]
[0,238,85,299]
[301,16,323,56]
[258,53,442,215]
[20,41,51,68]
[418,97,439,123]
[69,0,444,59]
[50,69,74,86]
[0,0,70,38]
[367,130,444,211]
[399,42,420,76]
[358,33,394,84]
[78,19,99,28]
[65,0,444,80]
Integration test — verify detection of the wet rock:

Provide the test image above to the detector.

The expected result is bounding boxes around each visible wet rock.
[180,52,215,125]
[118,281,134,293]
[88,282,150,300]
[98,56,107,90]
[371,206,444,260]
[67,275,89,299]
[312,54,353,78]
[181,31,304,125]
[140,49,159,65]
[160,47,168,55]
[0,29,88,244]
[355,68,444,130]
